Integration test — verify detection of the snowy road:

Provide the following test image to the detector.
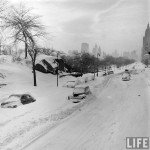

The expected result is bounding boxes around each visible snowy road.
[24,71,150,150]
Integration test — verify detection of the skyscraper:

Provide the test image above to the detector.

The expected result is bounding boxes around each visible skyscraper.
[92,44,101,57]
[81,43,89,53]
[141,23,150,63]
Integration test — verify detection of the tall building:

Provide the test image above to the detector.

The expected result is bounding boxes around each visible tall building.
[92,44,101,57]
[123,51,130,58]
[81,43,89,53]
[141,23,150,63]
[130,50,138,60]
[112,50,119,58]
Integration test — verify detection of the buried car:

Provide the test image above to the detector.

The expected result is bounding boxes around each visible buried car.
[122,72,131,81]
[67,85,91,103]
[1,94,36,108]
[107,70,114,75]
[63,81,76,88]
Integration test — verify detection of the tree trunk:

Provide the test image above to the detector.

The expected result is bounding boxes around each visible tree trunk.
[25,42,28,59]
[32,62,37,86]
[23,32,28,59]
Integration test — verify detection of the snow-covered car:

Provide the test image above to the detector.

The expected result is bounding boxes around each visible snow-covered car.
[70,72,83,77]
[107,70,114,75]
[63,81,76,88]
[103,72,107,76]
[103,71,108,76]
[122,72,131,81]
[1,94,36,108]
[68,85,91,103]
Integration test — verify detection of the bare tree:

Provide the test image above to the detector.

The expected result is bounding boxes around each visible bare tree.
[2,4,46,59]
[2,4,46,86]
[26,33,38,86]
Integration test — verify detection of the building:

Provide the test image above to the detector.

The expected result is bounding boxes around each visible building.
[81,43,89,53]
[122,50,138,60]
[141,23,150,64]
[92,44,101,57]
[111,50,119,58]
[123,51,130,58]
[130,50,138,61]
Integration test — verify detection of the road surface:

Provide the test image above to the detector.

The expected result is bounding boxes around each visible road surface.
[24,72,150,150]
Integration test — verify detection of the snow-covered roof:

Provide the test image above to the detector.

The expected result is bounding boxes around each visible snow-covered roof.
[36,54,61,68]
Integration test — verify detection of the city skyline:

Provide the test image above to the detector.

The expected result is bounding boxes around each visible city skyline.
[8,0,148,53]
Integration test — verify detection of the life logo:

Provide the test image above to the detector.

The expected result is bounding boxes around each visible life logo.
[126,137,149,149]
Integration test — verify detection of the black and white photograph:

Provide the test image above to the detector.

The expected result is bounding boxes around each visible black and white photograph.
[0,0,149,149]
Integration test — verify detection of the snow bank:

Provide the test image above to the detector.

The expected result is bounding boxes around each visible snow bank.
[0,55,13,63]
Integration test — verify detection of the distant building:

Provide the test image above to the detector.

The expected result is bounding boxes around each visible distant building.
[130,50,138,60]
[92,44,101,57]
[141,23,150,64]
[122,50,138,60]
[81,43,89,53]
[102,52,107,59]
[111,50,119,58]
[123,51,130,58]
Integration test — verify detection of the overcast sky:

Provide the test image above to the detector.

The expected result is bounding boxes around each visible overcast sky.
[9,0,149,54]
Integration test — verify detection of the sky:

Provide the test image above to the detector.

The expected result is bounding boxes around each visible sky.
[8,0,149,54]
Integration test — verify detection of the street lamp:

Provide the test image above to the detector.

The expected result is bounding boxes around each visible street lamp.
[80,53,83,74]
[57,52,59,87]
[97,53,100,77]
[56,51,62,87]
[93,55,95,78]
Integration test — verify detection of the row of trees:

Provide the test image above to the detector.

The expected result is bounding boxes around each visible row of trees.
[0,1,46,86]
[62,53,135,74]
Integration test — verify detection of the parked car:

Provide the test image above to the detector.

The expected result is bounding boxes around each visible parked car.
[70,72,83,77]
[68,85,91,103]
[63,81,76,88]
[107,70,114,75]
[103,72,107,76]
[122,72,131,81]
[1,94,36,108]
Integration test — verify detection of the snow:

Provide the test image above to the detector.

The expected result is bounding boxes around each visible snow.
[36,54,59,68]
[0,62,74,149]
[0,58,106,149]
[24,62,150,150]
[0,59,146,149]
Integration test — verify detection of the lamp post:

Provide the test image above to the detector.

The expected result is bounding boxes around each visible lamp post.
[80,53,83,74]
[57,52,59,87]
[97,53,100,77]
[93,55,95,79]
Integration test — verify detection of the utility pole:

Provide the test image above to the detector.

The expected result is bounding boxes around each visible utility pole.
[97,53,99,77]
[80,53,83,74]
[57,52,59,87]
[94,57,95,79]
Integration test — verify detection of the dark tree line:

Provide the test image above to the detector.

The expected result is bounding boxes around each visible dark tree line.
[62,53,135,74]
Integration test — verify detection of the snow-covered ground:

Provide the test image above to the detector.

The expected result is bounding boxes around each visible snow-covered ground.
[0,58,146,150]
[24,62,150,150]
[0,57,107,150]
